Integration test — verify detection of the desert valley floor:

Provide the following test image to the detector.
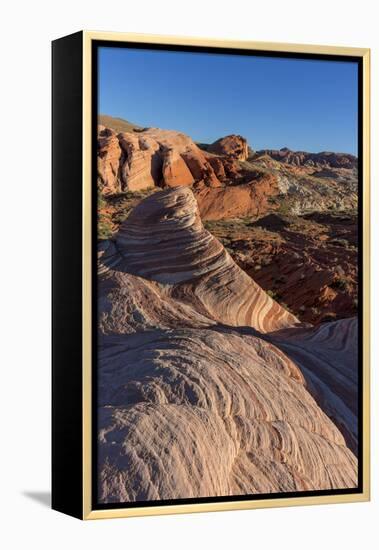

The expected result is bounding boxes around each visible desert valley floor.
[96,116,359,503]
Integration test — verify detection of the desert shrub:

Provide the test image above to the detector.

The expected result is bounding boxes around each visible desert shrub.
[331,277,349,291]
[98,220,113,240]
[98,193,107,209]
[262,258,272,266]
[280,302,293,314]
[220,237,231,246]
[267,196,277,205]
[112,211,130,224]
[267,290,280,300]
[276,202,292,216]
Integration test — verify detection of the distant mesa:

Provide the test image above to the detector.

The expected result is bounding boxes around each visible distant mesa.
[255,147,357,169]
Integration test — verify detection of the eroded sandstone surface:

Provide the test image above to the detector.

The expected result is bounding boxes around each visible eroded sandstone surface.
[97,186,358,503]
[207,134,249,160]
[97,126,221,194]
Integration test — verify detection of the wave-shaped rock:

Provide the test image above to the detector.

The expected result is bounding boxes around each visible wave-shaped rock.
[101,187,298,333]
[97,186,358,503]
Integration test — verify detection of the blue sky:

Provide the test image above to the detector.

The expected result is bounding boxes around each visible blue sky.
[98,47,358,155]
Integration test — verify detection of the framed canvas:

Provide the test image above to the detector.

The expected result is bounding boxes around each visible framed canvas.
[52,31,370,520]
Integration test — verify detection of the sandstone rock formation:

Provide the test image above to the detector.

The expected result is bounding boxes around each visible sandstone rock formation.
[97,126,221,194]
[208,134,249,161]
[117,132,161,191]
[100,187,298,332]
[97,126,122,194]
[98,122,358,221]
[97,186,358,503]
[195,172,279,220]
[273,317,359,454]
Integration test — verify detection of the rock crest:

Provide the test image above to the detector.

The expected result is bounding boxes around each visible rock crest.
[97,127,221,194]
[208,134,249,160]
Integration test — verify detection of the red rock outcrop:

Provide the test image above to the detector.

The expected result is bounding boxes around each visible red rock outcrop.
[161,147,195,187]
[97,187,358,503]
[196,172,279,220]
[207,134,249,160]
[205,154,226,180]
[97,122,358,220]
[97,126,221,194]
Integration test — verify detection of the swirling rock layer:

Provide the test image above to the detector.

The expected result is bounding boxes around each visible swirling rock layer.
[273,317,359,453]
[98,186,358,503]
[102,187,299,333]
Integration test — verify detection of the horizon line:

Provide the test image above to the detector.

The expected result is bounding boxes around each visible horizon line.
[98,113,358,157]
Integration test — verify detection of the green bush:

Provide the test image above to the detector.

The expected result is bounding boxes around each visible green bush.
[267,290,280,300]
[98,221,113,240]
[331,277,349,291]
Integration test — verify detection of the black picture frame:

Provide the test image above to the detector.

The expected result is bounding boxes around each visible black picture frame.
[52,31,370,520]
